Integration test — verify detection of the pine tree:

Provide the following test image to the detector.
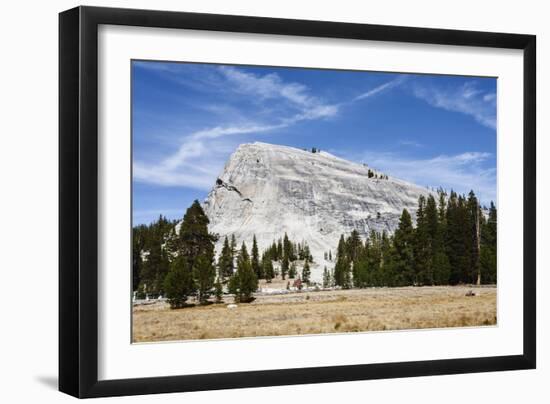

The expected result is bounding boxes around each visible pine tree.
[438,190,447,223]
[432,250,451,285]
[421,194,439,285]
[467,191,481,285]
[346,229,362,262]
[480,201,497,284]
[329,250,332,261]
[334,235,351,288]
[425,195,437,266]
[281,255,289,280]
[230,234,237,264]
[302,259,311,284]
[456,194,472,284]
[283,232,295,261]
[304,243,313,262]
[430,191,451,284]
[413,195,431,285]
[251,235,262,279]
[322,266,331,288]
[289,261,297,278]
[164,255,194,308]
[353,257,369,288]
[175,200,217,269]
[214,277,223,303]
[228,242,258,303]
[241,241,250,260]
[132,225,146,292]
[218,236,234,281]
[138,216,173,296]
[194,255,216,304]
[157,249,170,295]
[446,191,467,284]
[393,209,415,285]
[380,230,396,286]
[262,254,274,283]
[366,230,382,285]
[164,200,216,307]
[277,238,283,260]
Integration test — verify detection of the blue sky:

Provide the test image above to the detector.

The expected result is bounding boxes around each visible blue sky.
[132,60,497,225]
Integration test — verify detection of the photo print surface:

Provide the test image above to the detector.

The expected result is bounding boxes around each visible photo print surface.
[131,60,497,343]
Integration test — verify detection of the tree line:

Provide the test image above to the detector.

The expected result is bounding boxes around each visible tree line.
[332,190,497,288]
[132,190,496,308]
[133,201,315,308]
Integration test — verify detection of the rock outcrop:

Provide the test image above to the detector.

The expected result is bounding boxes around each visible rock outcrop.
[202,142,436,281]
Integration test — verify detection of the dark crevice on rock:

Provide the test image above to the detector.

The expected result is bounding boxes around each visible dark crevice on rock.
[215,178,243,197]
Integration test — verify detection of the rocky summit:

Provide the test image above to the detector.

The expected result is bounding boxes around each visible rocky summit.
[202,142,435,281]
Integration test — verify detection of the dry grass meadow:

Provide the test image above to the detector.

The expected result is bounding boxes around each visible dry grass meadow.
[132,285,497,342]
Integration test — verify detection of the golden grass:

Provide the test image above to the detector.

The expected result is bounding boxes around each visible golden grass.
[132,286,497,343]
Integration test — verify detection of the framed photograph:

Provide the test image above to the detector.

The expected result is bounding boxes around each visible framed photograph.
[59,6,536,398]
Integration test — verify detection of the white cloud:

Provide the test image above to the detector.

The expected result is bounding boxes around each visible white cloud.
[483,93,496,103]
[218,66,339,120]
[134,64,495,198]
[133,122,286,189]
[353,76,407,101]
[413,81,497,129]
[357,150,496,204]
[133,66,346,189]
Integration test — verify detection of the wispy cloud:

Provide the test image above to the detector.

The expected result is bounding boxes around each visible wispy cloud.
[133,123,283,189]
[133,65,345,189]
[133,63,494,199]
[218,66,340,121]
[356,150,496,204]
[353,76,407,101]
[413,81,497,129]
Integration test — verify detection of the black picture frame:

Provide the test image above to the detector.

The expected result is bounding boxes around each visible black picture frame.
[59,5,536,398]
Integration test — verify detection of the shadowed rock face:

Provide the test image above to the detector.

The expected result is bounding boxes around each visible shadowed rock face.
[202,142,436,281]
